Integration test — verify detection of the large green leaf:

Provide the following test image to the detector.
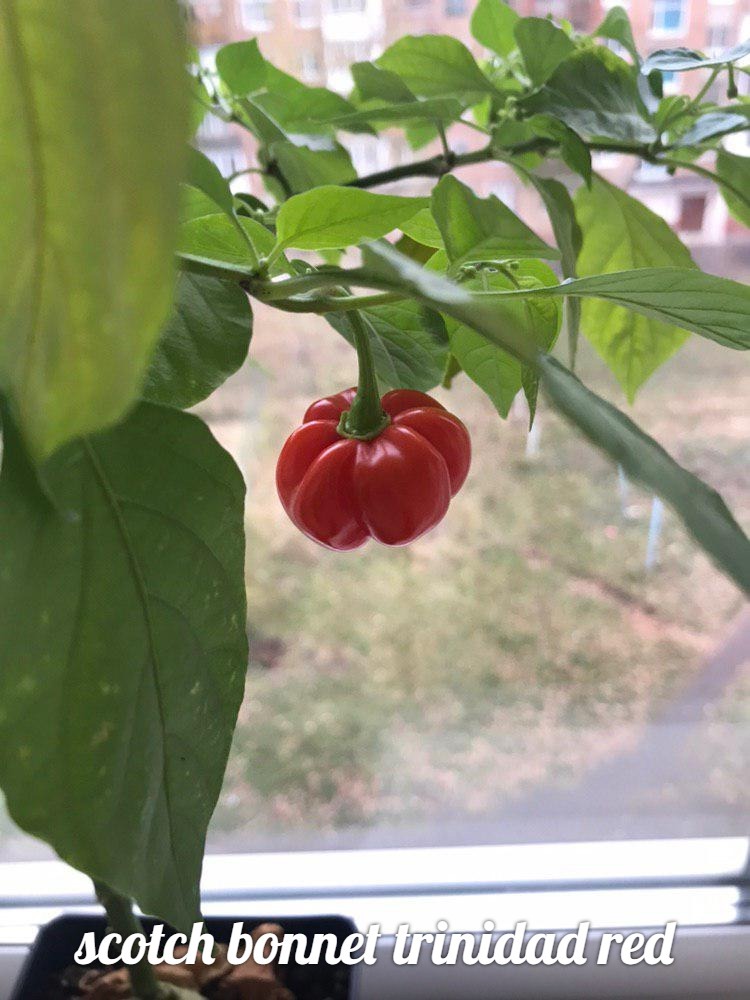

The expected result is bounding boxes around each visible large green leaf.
[528,175,582,363]
[642,42,750,73]
[273,186,427,252]
[514,17,575,86]
[550,268,750,351]
[351,61,415,103]
[178,213,276,273]
[400,208,445,249]
[143,274,253,409]
[526,48,656,144]
[327,300,447,391]
[215,39,267,95]
[447,261,561,418]
[675,111,747,147]
[593,6,639,64]
[377,35,496,98]
[359,242,750,593]
[540,356,750,594]
[186,147,235,218]
[471,0,519,57]
[574,176,694,399]
[0,0,188,459]
[432,175,559,264]
[217,39,359,133]
[716,149,750,227]
[332,97,463,128]
[0,403,248,928]
[270,141,356,193]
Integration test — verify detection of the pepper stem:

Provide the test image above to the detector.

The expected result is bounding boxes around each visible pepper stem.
[338,311,390,440]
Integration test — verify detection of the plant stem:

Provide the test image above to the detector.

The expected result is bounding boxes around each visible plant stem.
[256,290,405,313]
[693,65,721,107]
[338,312,389,439]
[94,881,163,1000]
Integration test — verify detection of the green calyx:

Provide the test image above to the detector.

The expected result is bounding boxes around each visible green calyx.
[337,311,390,441]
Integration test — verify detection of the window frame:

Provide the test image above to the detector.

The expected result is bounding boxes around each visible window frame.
[0,837,748,998]
[650,0,689,37]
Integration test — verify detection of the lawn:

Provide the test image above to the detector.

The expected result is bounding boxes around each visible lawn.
[0,299,747,861]
[203,303,750,852]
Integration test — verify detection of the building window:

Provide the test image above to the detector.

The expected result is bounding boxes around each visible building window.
[707,23,730,50]
[240,0,273,29]
[678,194,707,232]
[192,0,222,17]
[446,0,467,13]
[292,0,319,26]
[329,0,366,12]
[299,50,321,82]
[651,0,687,35]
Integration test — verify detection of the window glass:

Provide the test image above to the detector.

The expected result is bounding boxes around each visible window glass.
[240,0,273,29]
[1,0,749,876]
[651,0,687,34]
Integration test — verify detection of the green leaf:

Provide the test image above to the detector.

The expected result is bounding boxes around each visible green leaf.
[593,6,639,64]
[143,274,252,409]
[642,42,750,73]
[332,97,463,128]
[0,0,188,459]
[377,34,496,99]
[574,175,694,399]
[555,268,750,351]
[540,356,750,594]
[236,98,288,145]
[0,403,248,929]
[186,147,235,217]
[528,175,582,364]
[359,242,750,593]
[216,39,267,95]
[447,261,561,418]
[180,184,222,225]
[399,208,445,249]
[327,300,448,391]
[675,111,747,146]
[270,141,356,193]
[273,186,427,252]
[219,42,361,134]
[178,213,276,273]
[716,149,750,227]
[351,61,415,103]
[527,115,592,185]
[514,17,575,86]
[471,0,520,57]
[431,174,559,265]
[526,48,656,143]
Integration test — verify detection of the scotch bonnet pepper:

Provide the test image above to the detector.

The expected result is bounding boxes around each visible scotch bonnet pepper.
[276,387,471,550]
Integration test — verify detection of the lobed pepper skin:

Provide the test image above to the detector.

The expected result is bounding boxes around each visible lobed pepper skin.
[276,388,471,550]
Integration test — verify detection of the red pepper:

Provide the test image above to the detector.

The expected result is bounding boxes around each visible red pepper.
[276,386,471,550]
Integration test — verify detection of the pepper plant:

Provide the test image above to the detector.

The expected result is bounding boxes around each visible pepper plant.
[1,0,750,996]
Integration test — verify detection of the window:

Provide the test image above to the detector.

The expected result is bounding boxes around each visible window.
[329,0,366,11]
[446,0,467,13]
[240,0,273,29]
[678,193,707,231]
[192,0,222,17]
[707,22,730,50]
[292,0,319,26]
[651,0,687,35]
[299,49,321,82]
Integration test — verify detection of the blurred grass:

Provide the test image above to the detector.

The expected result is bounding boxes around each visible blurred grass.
[203,306,749,848]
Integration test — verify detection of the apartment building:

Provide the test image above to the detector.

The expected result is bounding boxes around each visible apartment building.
[189,0,750,259]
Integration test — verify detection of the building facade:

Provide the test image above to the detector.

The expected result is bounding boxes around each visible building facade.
[189,0,750,262]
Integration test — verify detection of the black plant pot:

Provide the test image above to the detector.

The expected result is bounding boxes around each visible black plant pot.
[12,913,358,1000]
